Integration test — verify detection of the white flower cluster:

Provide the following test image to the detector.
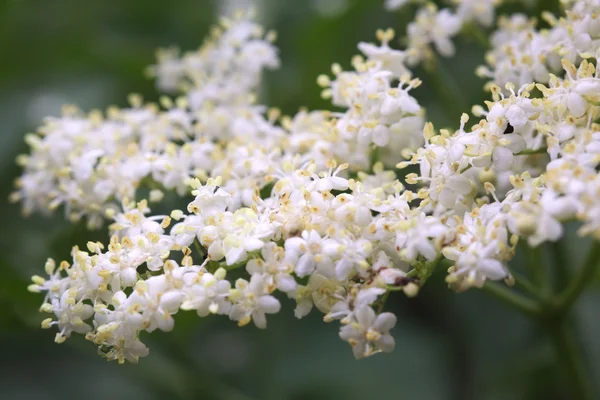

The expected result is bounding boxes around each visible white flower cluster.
[384,0,501,66]
[478,0,600,88]
[20,2,600,362]
[11,14,281,228]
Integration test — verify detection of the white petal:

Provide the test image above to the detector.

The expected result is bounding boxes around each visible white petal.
[416,240,438,261]
[252,311,267,329]
[160,291,183,313]
[257,295,281,314]
[567,93,586,118]
[295,253,315,277]
[372,125,390,147]
[245,238,264,252]
[339,324,361,341]
[374,312,397,332]
[376,334,396,353]
[506,105,528,128]
[493,146,513,171]
[448,175,471,194]
[354,305,376,328]
[355,288,385,306]
[276,274,297,292]
[477,259,507,280]
[294,299,313,319]
[335,258,354,280]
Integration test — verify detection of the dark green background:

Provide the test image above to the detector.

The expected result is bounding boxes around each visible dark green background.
[0,0,596,399]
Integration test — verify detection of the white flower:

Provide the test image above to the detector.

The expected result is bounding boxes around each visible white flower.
[187,177,231,216]
[339,306,397,359]
[456,0,499,27]
[285,230,335,277]
[358,41,409,78]
[326,287,385,322]
[444,204,511,290]
[229,274,281,328]
[371,250,407,285]
[307,162,349,192]
[246,243,297,293]
[181,268,232,317]
[48,291,94,341]
[294,273,346,319]
[407,5,462,62]
[395,212,447,262]
[127,276,182,332]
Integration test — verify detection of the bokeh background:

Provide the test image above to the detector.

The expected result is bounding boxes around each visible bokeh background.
[0,0,598,399]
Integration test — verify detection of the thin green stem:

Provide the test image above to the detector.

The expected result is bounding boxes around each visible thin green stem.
[524,244,544,289]
[485,240,598,399]
[193,240,204,259]
[370,145,380,168]
[386,285,407,292]
[511,270,545,302]
[464,23,490,49]
[515,148,548,156]
[532,245,552,297]
[549,321,595,400]
[459,164,472,174]
[377,291,390,314]
[481,281,540,316]
[550,241,569,292]
[556,243,600,312]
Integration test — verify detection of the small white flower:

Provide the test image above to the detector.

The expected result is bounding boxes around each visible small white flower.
[339,306,397,359]
[181,268,232,317]
[246,243,297,293]
[229,274,281,328]
[395,213,447,262]
[285,230,335,277]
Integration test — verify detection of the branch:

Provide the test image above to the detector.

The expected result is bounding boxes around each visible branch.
[556,243,600,312]
[481,281,540,316]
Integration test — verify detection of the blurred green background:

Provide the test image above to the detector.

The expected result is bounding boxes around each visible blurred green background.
[0,0,598,399]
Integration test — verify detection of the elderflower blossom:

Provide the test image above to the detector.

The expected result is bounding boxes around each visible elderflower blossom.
[387,1,504,65]
[18,1,600,363]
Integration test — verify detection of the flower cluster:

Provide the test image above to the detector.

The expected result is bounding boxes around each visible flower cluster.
[385,0,501,66]
[18,1,600,362]
[477,0,600,88]
[11,14,281,228]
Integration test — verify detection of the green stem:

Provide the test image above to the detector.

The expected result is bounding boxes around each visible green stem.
[511,270,545,302]
[370,145,380,168]
[556,243,600,312]
[485,241,598,399]
[464,23,490,49]
[193,240,204,259]
[515,148,548,156]
[527,245,550,297]
[377,291,390,314]
[406,269,418,279]
[550,241,569,292]
[481,281,540,316]
[549,321,595,400]
[386,285,407,292]
[459,164,472,174]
